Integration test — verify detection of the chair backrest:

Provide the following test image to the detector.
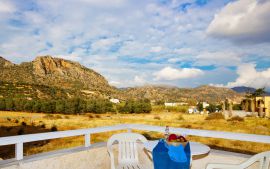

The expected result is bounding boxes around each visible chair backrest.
[206,151,270,169]
[107,133,148,169]
[241,151,270,169]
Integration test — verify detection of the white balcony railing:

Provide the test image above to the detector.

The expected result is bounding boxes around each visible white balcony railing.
[0,124,270,161]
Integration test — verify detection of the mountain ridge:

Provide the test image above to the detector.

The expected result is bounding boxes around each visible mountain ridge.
[0,56,243,103]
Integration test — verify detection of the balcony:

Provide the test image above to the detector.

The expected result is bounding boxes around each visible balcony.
[0,124,269,169]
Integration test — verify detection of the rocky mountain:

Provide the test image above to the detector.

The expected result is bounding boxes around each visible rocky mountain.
[231,86,256,93]
[0,56,117,99]
[123,85,243,103]
[231,86,270,96]
[0,56,243,102]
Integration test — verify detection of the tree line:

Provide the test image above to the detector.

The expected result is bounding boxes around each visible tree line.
[0,98,152,114]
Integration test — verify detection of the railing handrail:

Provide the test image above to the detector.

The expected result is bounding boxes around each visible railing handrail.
[0,123,270,161]
[128,124,270,144]
[0,124,127,146]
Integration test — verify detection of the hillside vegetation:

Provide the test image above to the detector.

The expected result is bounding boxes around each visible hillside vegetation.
[0,56,243,103]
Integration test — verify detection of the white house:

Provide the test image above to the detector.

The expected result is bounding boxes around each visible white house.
[202,102,209,109]
[188,106,198,114]
[165,102,179,107]
[109,99,120,104]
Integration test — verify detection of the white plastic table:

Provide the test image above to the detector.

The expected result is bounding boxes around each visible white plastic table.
[144,140,210,159]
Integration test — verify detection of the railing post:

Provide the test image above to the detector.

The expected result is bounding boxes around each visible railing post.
[15,142,23,160]
[84,133,91,147]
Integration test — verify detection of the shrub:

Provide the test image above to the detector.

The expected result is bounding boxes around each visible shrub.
[88,114,94,119]
[154,116,161,120]
[206,104,218,113]
[227,116,244,122]
[6,117,11,121]
[181,124,192,128]
[39,121,46,128]
[51,125,58,132]
[44,114,55,119]
[55,115,63,119]
[17,128,24,135]
[21,121,27,126]
[64,115,70,119]
[205,113,225,120]
[95,115,101,118]
[15,119,19,123]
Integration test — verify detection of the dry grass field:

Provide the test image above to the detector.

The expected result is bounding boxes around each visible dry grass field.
[0,110,270,159]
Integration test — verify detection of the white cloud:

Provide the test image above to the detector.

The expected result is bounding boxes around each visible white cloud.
[91,38,119,52]
[194,51,241,66]
[150,46,163,53]
[0,0,269,88]
[109,81,121,87]
[0,0,15,13]
[154,66,204,81]
[226,64,270,88]
[207,0,270,43]
[134,75,146,85]
[54,55,82,62]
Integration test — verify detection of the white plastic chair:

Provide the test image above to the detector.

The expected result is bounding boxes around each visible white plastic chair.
[206,151,270,169]
[107,132,150,169]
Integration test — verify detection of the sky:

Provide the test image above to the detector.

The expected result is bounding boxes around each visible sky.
[0,0,270,89]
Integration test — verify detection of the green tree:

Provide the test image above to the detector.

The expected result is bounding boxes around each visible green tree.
[233,104,242,110]
[55,100,65,113]
[0,99,6,110]
[13,99,26,111]
[197,102,203,112]
[24,101,34,112]
[32,101,41,112]
[5,98,14,111]
[206,104,217,113]
[40,101,55,113]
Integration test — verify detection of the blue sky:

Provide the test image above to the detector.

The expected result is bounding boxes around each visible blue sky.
[0,0,270,89]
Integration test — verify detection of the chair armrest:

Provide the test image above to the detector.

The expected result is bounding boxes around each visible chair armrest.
[206,163,241,169]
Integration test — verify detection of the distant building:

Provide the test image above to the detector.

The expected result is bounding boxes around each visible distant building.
[165,103,179,107]
[256,96,270,118]
[109,98,120,104]
[202,102,209,109]
[164,102,188,107]
[242,96,270,118]
[188,106,198,114]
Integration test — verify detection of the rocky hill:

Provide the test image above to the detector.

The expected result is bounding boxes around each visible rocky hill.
[0,56,243,102]
[123,85,243,103]
[0,56,117,99]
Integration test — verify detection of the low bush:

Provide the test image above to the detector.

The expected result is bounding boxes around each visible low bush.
[154,116,161,120]
[51,125,58,132]
[21,121,27,126]
[205,113,225,120]
[17,128,24,135]
[64,115,70,119]
[88,114,94,119]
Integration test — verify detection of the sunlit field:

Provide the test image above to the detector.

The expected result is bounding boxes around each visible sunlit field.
[0,110,270,159]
